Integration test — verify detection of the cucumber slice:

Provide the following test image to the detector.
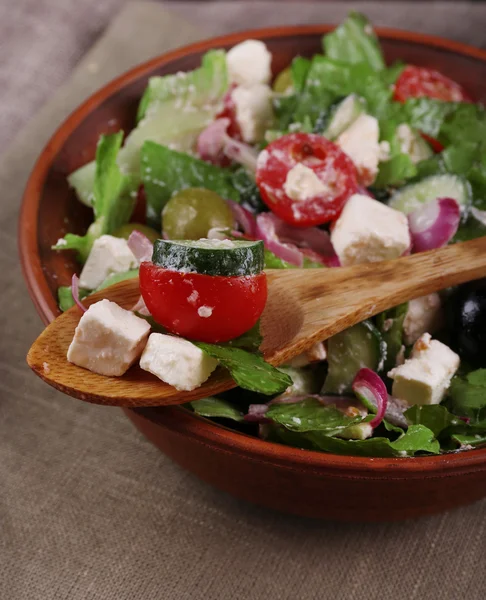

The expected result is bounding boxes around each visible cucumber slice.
[68,161,96,207]
[152,239,264,277]
[322,321,386,394]
[324,94,366,140]
[389,174,471,215]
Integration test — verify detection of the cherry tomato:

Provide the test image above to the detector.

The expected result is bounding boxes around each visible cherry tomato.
[394,65,472,103]
[215,84,242,141]
[139,262,267,343]
[256,133,358,227]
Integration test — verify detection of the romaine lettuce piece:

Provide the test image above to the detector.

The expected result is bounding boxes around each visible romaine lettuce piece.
[54,132,138,262]
[323,11,385,71]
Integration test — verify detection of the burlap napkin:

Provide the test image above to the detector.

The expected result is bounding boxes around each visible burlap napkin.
[2,2,485,599]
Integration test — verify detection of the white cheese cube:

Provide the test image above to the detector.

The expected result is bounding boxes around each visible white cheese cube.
[140,333,218,391]
[336,114,388,186]
[388,333,460,406]
[79,235,138,290]
[403,293,443,345]
[232,84,273,143]
[331,194,411,266]
[226,40,272,87]
[67,299,150,376]
[396,124,432,164]
[283,163,331,201]
[287,342,327,368]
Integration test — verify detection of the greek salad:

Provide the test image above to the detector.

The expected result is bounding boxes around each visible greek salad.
[56,12,486,457]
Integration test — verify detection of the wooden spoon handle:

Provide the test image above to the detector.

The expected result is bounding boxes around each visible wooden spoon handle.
[264,237,486,364]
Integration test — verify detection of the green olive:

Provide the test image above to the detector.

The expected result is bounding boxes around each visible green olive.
[162,188,234,240]
[273,67,293,94]
[113,223,161,244]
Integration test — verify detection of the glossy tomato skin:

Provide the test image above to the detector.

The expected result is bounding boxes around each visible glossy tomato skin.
[394,65,472,103]
[256,133,358,227]
[215,84,242,141]
[139,262,267,343]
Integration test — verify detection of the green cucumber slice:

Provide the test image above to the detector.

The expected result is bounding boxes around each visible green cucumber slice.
[324,94,366,140]
[322,321,386,394]
[388,174,471,215]
[152,239,264,277]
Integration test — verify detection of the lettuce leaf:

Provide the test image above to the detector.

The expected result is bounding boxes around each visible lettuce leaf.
[54,132,138,262]
[195,342,292,396]
[68,50,228,205]
[141,141,239,226]
[376,302,408,372]
[448,369,486,422]
[322,11,385,71]
[268,423,440,457]
[190,397,244,422]
[375,121,417,188]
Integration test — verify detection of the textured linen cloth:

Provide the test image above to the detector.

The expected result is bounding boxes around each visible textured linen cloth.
[1,2,486,599]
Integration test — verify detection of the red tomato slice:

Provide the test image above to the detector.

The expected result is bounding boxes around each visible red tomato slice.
[394,65,472,103]
[139,262,267,343]
[256,133,358,227]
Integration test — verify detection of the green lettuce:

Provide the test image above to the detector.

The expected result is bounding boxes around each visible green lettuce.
[375,121,417,188]
[140,141,239,226]
[68,50,228,205]
[322,11,385,71]
[190,397,244,422]
[54,132,138,262]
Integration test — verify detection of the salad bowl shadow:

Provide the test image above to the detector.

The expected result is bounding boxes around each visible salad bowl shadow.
[19,25,486,521]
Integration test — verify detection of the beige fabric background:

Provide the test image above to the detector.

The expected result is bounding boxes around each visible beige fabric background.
[2,2,486,598]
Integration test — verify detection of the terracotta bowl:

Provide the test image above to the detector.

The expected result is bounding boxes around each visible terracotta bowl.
[19,26,486,521]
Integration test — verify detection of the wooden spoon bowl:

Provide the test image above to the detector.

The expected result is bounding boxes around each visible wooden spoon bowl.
[19,25,486,520]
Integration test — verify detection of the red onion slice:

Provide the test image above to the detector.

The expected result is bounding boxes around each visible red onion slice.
[255,212,303,266]
[224,137,258,174]
[408,197,460,253]
[127,230,154,263]
[197,118,230,164]
[226,199,256,236]
[71,274,87,313]
[352,368,388,429]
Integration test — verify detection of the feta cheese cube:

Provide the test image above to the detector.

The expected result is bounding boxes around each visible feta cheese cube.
[283,163,331,201]
[79,235,138,290]
[336,114,387,186]
[287,342,327,368]
[403,293,443,345]
[67,299,150,376]
[330,194,411,266]
[226,40,272,87]
[388,333,460,406]
[140,334,218,391]
[396,124,432,164]
[232,83,273,143]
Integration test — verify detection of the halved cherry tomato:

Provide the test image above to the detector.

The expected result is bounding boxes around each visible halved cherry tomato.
[256,133,358,227]
[394,65,472,103]
[139,262,267,343]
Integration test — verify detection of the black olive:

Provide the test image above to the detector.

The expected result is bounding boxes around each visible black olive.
[448,279,486,367]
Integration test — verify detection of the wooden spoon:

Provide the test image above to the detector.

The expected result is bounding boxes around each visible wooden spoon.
[27,237,486,407]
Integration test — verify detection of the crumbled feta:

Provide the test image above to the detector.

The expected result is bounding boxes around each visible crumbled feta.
[396,124,432,164]
[283,163,331,201]
[197,306,213,318]
[67,299,150,376]
[336,114,382,185]
[330,194,411,266]
[56,238,67,247]
[197,238,235,249]
[79,235,138,290]
[388,333,460,406]
[403,293,443,345]
[226,40,272,86]
[187,290,199,306]
[232,84,273,143]
[139,334,218,391]
[287,342,327,368]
